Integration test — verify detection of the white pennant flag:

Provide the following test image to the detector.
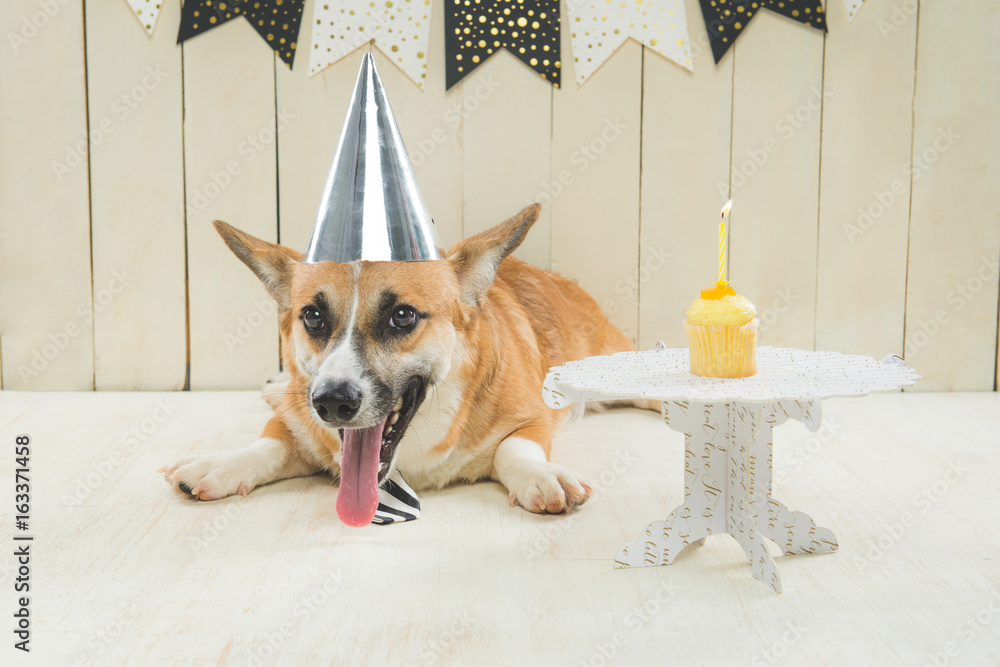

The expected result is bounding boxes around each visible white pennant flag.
[844,0,865,21]
[122,0,163,35]
[843,0,864,21]
[309,0,433,87]
[568,0,692,86]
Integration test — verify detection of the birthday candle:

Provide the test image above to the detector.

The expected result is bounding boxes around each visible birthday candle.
[719,200,732,284]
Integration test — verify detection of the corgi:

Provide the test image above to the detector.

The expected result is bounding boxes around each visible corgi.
[161,204,653,526]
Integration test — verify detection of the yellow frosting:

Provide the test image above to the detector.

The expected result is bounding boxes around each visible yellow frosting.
[686,293,756,326]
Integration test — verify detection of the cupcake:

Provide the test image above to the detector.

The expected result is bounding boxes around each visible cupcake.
[684,282,758,378]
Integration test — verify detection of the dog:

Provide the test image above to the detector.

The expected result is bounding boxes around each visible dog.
[161,203,654,525]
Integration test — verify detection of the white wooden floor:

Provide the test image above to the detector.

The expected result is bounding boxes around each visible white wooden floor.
[1,390,999,666]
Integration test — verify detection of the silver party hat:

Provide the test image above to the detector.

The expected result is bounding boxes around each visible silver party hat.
[304,53,440,263]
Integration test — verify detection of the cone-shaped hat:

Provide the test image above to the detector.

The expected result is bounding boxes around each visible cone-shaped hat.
[304,54,440,263]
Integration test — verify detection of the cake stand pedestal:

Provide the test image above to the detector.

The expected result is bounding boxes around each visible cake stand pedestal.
[542,345,918,593]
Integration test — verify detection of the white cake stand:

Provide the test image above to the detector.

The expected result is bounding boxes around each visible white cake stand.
[542,345,919,593]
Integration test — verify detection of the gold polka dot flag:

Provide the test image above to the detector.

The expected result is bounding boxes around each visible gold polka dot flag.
[568,0,692,86]
[308,0,433,87]
[842,0,863,21]
[698,0,827,64]
[445,0,561,90]
[122,0,163,35]
[176,0,306,68]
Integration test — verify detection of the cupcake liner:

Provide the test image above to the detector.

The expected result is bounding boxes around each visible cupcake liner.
[684,319,758,378]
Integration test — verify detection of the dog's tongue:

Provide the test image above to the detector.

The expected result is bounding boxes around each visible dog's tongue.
[336,417,388,527]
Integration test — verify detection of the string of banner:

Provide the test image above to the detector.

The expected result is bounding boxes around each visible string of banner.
[123,0,863,89]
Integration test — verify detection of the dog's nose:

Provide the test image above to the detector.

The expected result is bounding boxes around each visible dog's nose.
[312,382,362,423]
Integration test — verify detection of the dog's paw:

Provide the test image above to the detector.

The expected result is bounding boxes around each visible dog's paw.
[507,463,593,514]
[159,452,254,501]
[262,372,291,409]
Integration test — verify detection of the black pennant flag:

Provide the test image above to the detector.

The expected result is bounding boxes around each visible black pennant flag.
[445,0,561,90]
[698,0,827,64]
[177,0,305,68]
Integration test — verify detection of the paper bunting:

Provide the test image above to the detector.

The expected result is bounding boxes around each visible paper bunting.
[445,0,560,90]
[123,0,163,35]
[842,0,863,21]
[308,0,432,86]
[568,0,692,86]
[698,0,827,64]
[177,0,306,67]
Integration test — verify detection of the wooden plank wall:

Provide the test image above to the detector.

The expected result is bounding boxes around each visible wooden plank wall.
[816,0,916,368]
[85,0,187,390]
[904,0,1000,391]
[1,0,93,390]
[183,19,280,390]
[730,12,824,351]
[0,0,998,393]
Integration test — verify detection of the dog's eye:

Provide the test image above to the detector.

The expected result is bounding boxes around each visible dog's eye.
[389,306,417,330]
[301,307,325,333]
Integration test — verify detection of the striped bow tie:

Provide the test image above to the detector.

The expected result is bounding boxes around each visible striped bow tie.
[372,469,420,524]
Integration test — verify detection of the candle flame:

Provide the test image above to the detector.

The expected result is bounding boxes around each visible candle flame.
[721,199,732,218]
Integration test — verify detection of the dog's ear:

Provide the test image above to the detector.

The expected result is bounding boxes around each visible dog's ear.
[213,220,302,309]
[447,203,540,306]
